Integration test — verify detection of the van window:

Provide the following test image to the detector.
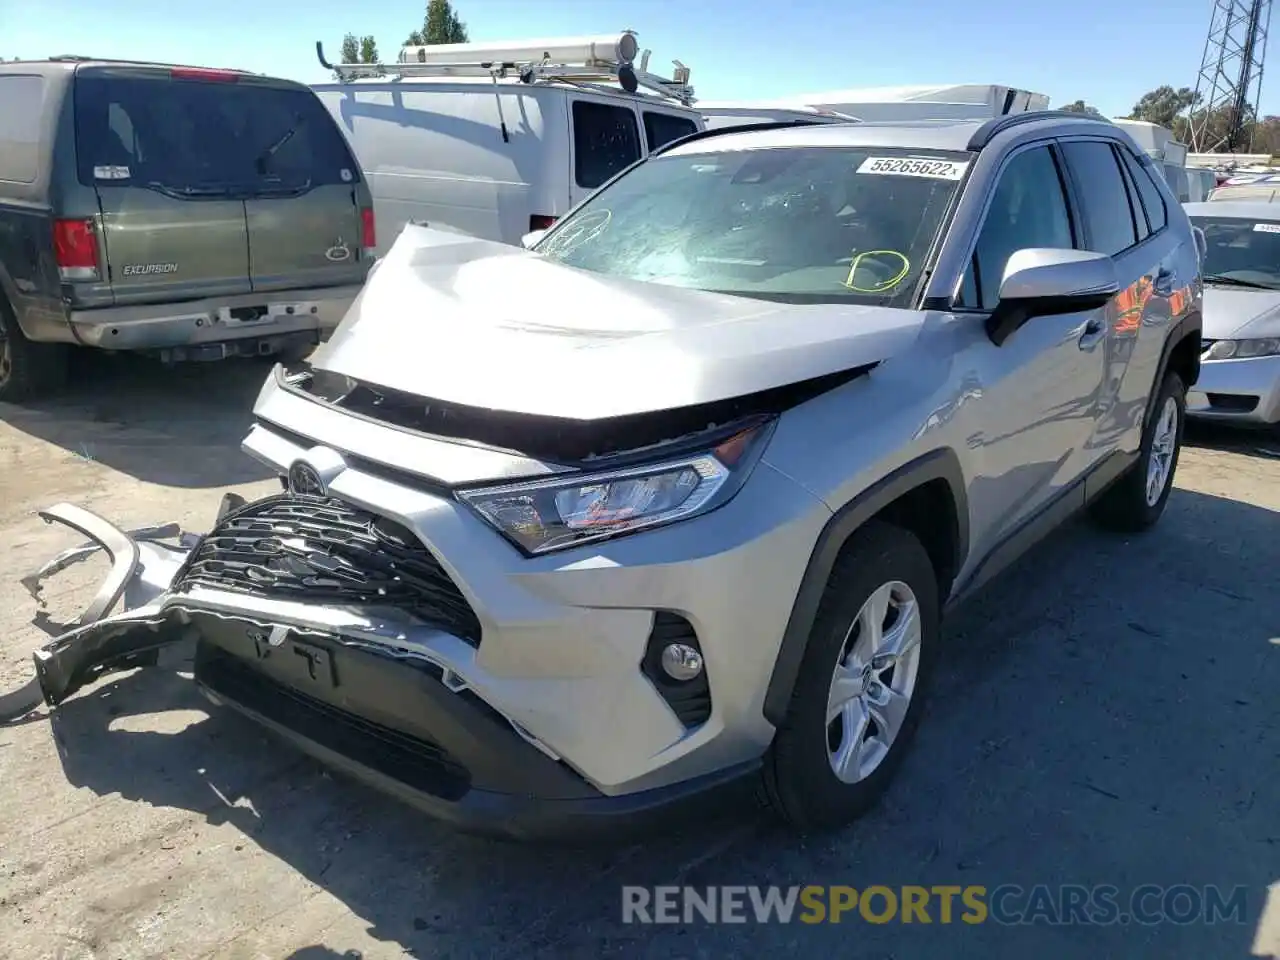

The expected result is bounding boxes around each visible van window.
[643,112,697,151]
[73,74,360,193]
[571,100,640,190]
[0,75,45,183]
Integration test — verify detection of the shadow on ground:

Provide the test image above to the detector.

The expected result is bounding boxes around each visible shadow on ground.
[1185,419,1280,460]
[0,350,277,488]
[36,488,1280,959]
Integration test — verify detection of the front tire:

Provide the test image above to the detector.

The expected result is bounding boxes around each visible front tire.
[1090,370,1185,532]
[762,521,940,832]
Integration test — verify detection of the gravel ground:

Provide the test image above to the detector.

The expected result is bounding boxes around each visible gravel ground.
[0,354,1276,960]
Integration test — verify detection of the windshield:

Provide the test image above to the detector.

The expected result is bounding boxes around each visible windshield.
[74,74,359,195]
[537,145,970,304]
[1190,215,1280,289]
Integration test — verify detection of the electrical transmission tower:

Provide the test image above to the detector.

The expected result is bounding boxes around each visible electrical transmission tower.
[1189,0,1273,152]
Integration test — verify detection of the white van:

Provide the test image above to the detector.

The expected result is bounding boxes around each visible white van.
[312,33,703,252]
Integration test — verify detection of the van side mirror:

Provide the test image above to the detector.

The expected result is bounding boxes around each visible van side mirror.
[987,248,1119,347]
[521,229,547,250]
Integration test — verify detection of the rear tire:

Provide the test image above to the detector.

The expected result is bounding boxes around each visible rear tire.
[0,300,69,403]
[761,521,940,832]
[1090,370,1185,533]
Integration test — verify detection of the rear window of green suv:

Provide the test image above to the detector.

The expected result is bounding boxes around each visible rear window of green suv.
[73,71,360,193]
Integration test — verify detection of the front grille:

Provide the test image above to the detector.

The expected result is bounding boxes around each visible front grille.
[175,494,483,646]
[197,646,470,800]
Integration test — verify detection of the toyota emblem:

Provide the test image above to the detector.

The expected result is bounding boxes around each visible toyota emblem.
[288,460,327,497]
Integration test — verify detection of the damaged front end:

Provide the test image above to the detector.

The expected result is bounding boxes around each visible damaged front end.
[1,497,241,722]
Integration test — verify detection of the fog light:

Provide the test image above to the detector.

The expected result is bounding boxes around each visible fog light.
[661,643,704,681]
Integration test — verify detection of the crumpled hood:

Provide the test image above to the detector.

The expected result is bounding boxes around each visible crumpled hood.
[311,225,928,420]
[1203,286,1280,339]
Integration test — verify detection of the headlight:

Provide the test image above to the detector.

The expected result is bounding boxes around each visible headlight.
[1206,338,1280,360]
[457,421,775,555]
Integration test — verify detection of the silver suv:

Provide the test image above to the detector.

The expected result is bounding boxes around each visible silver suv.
[11,113,1203,838]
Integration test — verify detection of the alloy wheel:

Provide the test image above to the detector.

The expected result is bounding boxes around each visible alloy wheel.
[1145,395,1179,507]
[826,580,923,784]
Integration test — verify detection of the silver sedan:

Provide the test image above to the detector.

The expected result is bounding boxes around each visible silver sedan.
[1184,201,1280,426]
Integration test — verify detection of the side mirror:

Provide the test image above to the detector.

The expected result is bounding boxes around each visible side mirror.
[987,248,1119,347]
[1192,226,1208,263]
[521,229,547,250]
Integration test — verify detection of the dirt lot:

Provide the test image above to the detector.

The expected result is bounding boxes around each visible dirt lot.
[1,355,1277,960]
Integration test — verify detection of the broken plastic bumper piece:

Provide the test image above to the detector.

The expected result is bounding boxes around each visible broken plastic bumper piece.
[0,503,198,722]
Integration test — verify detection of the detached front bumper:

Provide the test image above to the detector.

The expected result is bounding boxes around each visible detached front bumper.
[2,503,758,840]
[1186,354,1280,425]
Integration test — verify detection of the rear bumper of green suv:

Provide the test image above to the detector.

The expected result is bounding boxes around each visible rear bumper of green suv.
[66,284,362,354]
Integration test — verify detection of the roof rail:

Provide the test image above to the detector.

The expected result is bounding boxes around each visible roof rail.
[650,118,837,158]
[966,109,1112,151]
[315,32,695,105]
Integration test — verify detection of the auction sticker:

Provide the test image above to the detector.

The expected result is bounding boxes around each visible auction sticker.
[858,156,970,180]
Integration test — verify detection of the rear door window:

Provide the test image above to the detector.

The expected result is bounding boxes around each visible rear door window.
[571,100,641,190]
[0,75,45,183]
[642,111,697,152]
[1058,140,1139,256]
[73,73,360,194]
[1118,148,1168,232]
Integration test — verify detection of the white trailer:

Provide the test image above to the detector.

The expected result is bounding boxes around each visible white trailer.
[697,101,859,129]
[749,83,1050,122]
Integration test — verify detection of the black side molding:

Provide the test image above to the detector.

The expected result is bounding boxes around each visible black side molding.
[762,447,969,726]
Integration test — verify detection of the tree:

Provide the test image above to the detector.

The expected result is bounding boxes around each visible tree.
[406,0,469,47]
[1128,86,1200,129]
[336,32,379,78]
[1060,99,1103,116]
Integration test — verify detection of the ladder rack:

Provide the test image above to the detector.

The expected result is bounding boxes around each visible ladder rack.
[314,32,695,106]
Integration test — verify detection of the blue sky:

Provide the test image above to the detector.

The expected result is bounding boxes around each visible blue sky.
[3,0,1277,118]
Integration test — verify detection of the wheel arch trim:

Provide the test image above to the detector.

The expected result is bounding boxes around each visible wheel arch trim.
[762,447,969,727]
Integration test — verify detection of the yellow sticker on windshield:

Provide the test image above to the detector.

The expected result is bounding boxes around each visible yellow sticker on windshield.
[844,250,911,293]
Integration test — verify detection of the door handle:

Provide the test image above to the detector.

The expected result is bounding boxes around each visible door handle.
[1078,316,1106,350]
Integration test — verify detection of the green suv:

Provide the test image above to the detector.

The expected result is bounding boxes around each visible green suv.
[0,58,376,401]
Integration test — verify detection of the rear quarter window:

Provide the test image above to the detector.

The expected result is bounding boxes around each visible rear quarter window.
[0,75,46,184]
[73,74,360,191]
[571,100,640,190]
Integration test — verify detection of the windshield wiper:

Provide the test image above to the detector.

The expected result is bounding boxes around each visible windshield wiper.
[255,116,305,175]
[1203,274,1279,290]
